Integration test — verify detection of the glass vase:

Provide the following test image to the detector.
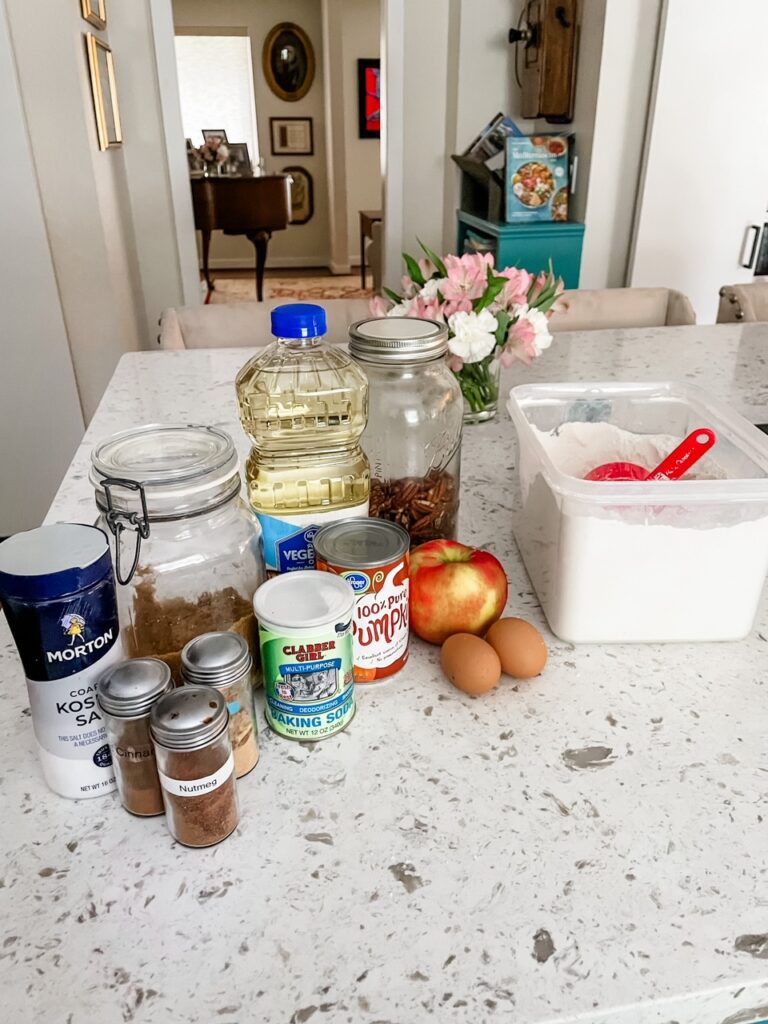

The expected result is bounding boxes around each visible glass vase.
[455,353,501,424]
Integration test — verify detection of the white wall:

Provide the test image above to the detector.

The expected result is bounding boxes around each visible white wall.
[340,0,381,264]
[579,0,661,287]
[4,0,195,422]
[0,2,84,534]
[172,0,331,269]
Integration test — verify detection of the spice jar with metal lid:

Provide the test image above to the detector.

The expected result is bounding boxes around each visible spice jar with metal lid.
[181,631,259,778]
[90,424,264,681]
[348,317,463,544]
[96,657,172,816]
[150,686,239,848]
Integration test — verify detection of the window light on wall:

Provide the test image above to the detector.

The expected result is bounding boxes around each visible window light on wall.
[174,33,260,165]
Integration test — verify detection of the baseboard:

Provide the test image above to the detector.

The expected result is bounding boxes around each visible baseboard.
[204,256,329,270]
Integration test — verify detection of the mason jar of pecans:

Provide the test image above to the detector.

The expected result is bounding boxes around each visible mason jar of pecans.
[348,317,463,544]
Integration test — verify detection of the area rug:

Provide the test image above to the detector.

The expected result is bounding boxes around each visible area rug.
[208,275,373,304]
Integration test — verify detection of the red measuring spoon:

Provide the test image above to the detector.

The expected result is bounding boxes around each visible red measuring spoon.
[585,428,716,482]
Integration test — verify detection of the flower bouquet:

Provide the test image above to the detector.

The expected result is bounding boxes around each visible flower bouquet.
[197,136,230,176]
[371,242,564,422]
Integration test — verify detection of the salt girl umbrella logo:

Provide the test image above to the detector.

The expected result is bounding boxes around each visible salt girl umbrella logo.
[61,612,86,645]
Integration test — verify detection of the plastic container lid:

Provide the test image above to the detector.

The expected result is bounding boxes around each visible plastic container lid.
[181,631,252,688]
[348,317,448,363]
[313,518,410,569]
[253,570,355,630]
[271,303,327,339]
[0,524,112,601]
[150,685,229,751]
[97,658,173,717]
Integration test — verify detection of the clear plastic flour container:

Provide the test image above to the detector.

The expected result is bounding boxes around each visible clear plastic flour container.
[507,382,768,643]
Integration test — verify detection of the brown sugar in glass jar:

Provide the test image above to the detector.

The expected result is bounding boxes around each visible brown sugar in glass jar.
[90,425,264,681]
[96,657,173,817]
[150,686,239,848]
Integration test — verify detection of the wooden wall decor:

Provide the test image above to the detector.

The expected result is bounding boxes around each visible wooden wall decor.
[511,0,580,123]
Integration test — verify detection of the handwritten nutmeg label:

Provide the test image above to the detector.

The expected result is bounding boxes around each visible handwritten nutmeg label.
[158,752,234,798]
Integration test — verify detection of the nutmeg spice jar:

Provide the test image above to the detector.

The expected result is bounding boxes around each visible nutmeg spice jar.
[348,317,463,544]
[150,686,239,848]
[96,657,173,816]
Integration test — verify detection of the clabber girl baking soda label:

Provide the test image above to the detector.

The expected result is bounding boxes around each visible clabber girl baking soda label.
[253,570,357,741]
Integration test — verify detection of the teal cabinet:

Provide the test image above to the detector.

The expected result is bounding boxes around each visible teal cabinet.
[457,211,585,289]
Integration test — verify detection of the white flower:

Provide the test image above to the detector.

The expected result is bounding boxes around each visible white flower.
[447,309,498,363]
[387,299,413,317]
[420,277,445,301]
[511,303,552,354]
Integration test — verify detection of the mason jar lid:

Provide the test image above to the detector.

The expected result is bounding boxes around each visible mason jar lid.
[150,685,229,751]
[97,657,173,718]
[348,317,448,364]
[181,631,252,688]
[90,425,240,519]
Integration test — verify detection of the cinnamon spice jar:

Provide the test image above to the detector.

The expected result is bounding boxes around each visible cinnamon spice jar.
[150,686,239,848]
[180,632,259,778]
[96,658,173,816]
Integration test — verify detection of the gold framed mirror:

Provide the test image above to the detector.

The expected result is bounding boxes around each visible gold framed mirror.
[262,23,315,102]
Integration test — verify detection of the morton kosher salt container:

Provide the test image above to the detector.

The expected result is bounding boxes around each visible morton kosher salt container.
[0,524,122,798]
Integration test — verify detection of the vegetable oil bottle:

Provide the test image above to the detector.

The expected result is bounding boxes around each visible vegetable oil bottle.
[236,304,369,574]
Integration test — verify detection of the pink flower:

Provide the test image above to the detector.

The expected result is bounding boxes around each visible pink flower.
[369,294,390,316]
[498,266,533,307]
[442,297,473,318]
[401,275,420,299]
[500,316,538,367]
[527,270,550,304]
[410,295,444,321]
[441,252,494,302]
[446,353,464,372]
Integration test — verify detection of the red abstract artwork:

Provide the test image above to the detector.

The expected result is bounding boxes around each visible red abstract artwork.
[358,59,380,138]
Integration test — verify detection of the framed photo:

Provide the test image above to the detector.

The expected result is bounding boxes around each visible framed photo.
[270,117,313,156]
[263,23,315,102]
[282,166,314,224]
[86,34,122,150]
[226,143,252,176]
[357,59,380,139]
[81,0,106,30]
[202,129,228,145]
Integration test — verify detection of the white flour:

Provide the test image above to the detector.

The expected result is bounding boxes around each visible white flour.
[514,422,768,642]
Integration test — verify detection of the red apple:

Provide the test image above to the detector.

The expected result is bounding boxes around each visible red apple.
[409,540,508,645]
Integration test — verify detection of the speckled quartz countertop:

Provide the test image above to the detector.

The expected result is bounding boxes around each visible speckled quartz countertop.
[3,323,768,1024]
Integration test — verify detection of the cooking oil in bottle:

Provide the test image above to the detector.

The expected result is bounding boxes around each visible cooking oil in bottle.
[235,303,369,574]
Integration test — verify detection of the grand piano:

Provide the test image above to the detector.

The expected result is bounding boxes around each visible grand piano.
[190,174,292,301]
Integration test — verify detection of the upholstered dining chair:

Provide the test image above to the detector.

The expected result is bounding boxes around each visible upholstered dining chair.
[158,298,372,349]
[549,287,696,332]
[717,281,768,323]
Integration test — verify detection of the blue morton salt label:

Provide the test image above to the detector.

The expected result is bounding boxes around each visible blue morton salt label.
[0,524,123,800]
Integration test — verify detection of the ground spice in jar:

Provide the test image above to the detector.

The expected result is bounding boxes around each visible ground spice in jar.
[369,468,458,543]
[150,686,239,848]
[97,658,173,817]
[125,571,257,682]
[181,632,259,778]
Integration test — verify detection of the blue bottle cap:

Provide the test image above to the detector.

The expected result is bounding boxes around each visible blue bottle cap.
[271,303,327,339]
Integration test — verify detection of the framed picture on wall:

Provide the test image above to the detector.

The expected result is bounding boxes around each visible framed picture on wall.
[357,59,380,139]
[263,23,315,102]
[270,117,313,156]
[282,166,314,224]
[202,129,229,145]
[86,34,122,150]
[81,0,106,31]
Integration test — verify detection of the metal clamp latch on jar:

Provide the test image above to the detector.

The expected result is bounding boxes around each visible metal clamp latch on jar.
[100,477,150,585]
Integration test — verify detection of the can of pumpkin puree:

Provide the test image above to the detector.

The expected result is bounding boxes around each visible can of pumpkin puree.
[253,570,356,740]
[313,519,410,682]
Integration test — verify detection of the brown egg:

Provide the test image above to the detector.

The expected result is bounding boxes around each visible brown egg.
[440,633,501,696]
[486,617,548,679]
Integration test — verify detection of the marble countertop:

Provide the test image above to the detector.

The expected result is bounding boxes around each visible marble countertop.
[3,323,768,1024]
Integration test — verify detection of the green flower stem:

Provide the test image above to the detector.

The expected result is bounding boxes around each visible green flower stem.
[453,353,500,413]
